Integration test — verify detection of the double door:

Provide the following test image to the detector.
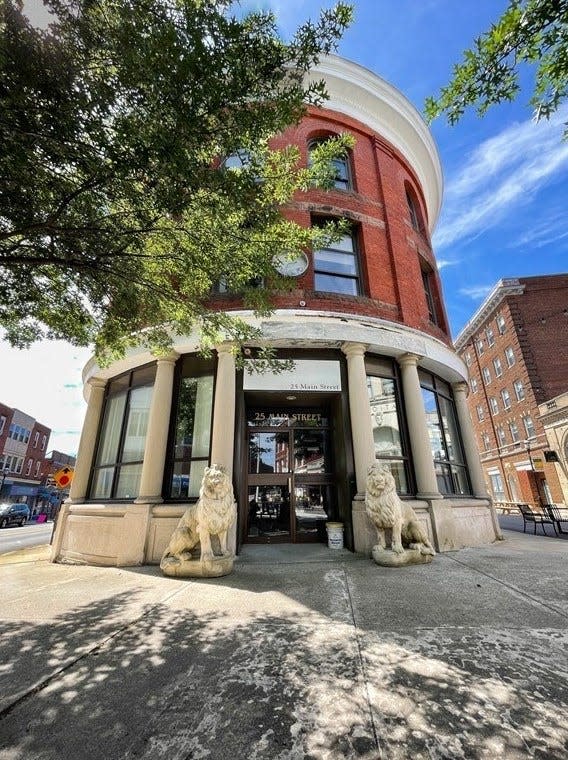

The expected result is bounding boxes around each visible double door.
[246,409,335,542]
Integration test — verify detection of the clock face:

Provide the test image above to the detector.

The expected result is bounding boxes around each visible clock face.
[273,252,309,277]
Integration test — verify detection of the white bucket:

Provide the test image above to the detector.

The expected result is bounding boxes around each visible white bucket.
[326,521,344,549]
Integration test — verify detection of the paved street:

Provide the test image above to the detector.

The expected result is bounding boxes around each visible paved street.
[0,523,54,556]
[1,530,568,759]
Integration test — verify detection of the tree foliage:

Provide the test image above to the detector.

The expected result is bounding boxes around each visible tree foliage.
[0,0,353,361]
[425,0,568,137]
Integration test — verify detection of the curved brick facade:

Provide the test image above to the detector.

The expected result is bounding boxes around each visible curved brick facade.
[52,56,500,568]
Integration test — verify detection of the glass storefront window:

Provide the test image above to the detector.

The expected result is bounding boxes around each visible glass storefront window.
[90,365,156,499]
[366,374,410,493]
[169,373,214,499]
[420,371,471,496]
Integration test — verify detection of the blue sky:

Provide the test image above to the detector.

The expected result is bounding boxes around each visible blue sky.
[1,0,567,454]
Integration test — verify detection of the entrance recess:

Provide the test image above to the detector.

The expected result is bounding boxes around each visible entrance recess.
[246,407,336,542]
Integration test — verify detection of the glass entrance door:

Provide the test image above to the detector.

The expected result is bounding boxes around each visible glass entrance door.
[246,408,335,542]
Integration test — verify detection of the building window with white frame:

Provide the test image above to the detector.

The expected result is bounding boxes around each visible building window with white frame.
[26,458,33,476]
[514,379,525,401]
[0,416,5,435]
[489,472,505,500]
[482,366,491,384]
[476,339,484,355]
[482,432,491,451]
[489,397,498,415]
[35,461,41,477]
[476,405,484,421]
[486,327,495,347]
[493,357,503,377]
[509,421,520,443]
[523,415,536,440]
[496,314,506,334]
[470,377,478,393]
[496,426,507,447]
[33,431,39,448]
[505,346,515,367]
[41,435,47,451]
[465,352,472,367]
[501,388,511,410]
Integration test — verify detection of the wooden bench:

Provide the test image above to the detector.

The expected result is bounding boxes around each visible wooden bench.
[543,504,568,535]
[517,503,557,536]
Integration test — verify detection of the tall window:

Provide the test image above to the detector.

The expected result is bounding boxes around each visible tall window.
[514,379,525,401]
[465,352,472,366]
[471,377,478,393]
[308,138,351,191]
[89,365,156,500]
[489,472,505,500]
[420,371,471,495]
[493,357,503,377]
[501,388,511,410]
[496,426,507,447]
[312,219,360,296]
[509,421,520,443]
[523,415,536,440]
[420,263,439,325]
[486,327,495,347]
[505,346,515,367]
[0,416,5,435]
[489,397,499,415]
[405,185,424,232]
[476,339,484,355]
[496,314,506,334]
[482,366,491,384]
[366,359,410,493]
[167,357,214,500]
[476,405,484,421]
[482,432,491,451]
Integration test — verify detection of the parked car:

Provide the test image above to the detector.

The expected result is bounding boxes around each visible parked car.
[0,503,31,528]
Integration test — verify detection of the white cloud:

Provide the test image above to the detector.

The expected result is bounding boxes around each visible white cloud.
[511,210,568,250]
[458,285,493,300]
[436,258,458,270]
[434,106,568,250]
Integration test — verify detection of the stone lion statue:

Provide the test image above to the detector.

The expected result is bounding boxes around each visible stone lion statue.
[365,463,435,556]
[160,464,236,569]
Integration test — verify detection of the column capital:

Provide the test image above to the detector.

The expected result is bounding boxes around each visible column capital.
[215,342,237,357]
[154,352,179,367]
[398,353,421,368]
[452,381,469,398]
[341,342,367,359]
[87,377,107,390]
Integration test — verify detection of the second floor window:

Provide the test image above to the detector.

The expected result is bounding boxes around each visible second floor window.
[476,405,484,421]
[482,432,491,451]
[497,426,507,447]
[313,220,360,296]
[523,416,536,439]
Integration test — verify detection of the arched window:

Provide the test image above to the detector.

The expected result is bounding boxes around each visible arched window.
[405,183,424,233]
[308,137,352,191]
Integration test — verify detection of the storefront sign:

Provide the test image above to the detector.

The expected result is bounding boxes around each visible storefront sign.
[244,360,341,392]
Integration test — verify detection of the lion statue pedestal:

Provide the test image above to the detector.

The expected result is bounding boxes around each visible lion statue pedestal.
[365,463,435,567]
[160,464,237,578]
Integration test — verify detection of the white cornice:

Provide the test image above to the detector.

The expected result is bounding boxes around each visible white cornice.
[454,279,526,350]
[307,55,443,233]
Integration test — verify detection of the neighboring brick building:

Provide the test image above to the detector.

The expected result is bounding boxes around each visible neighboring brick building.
[0,403,51,506]
[53,55,500,568]
[455,275,568,507]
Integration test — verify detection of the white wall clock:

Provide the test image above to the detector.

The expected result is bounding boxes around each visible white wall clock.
[273,251,309,277]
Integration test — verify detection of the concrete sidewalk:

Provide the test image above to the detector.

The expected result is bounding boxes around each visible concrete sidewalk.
[1,531,568,759]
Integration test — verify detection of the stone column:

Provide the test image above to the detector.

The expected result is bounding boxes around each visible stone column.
[398,353,442,499]
[341,342,376,496]
[69,377,107,502]
[210,343,236,478]
[452,382,489,498]
[136,354,178,503]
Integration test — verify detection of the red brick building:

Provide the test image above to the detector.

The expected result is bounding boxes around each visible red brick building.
[53,56,500,567]
[455,274,568,507]
[0,402,51,505]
